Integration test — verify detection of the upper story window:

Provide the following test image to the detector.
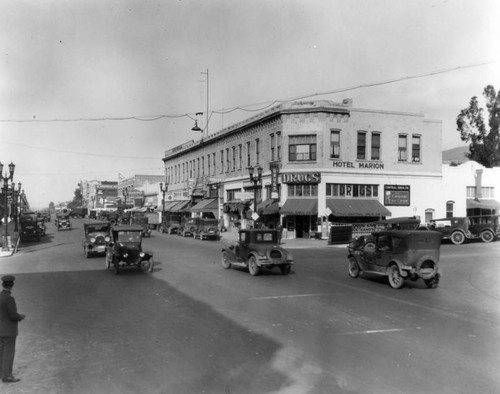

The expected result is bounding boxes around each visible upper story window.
[255,138,260,165]
[277,132,282,161]
[357,131,366,160]
[446,200,454,218]
[207,154,210,175]
[226,148,230,172]
[220,150,224,173]
[247,142,251,167]
[412,135,421,162]
[371,132,381,160]
[398,134,408,161]
[270,134,275,161]
[238,144,242,169]
[232,147,236,172]
[289,135,317,162]
[330,130,340,159]
[212,153,216,176]
[467,186,495,198]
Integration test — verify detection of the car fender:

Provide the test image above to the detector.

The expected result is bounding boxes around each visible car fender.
[247,252,262,266]
[386,259,408,277]
[221,247,237,262]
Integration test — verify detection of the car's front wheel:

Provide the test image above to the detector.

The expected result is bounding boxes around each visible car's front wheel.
[348,257,360,278]
[480,230,495,243]
[451,231,465,245]
[221,252,231,269]
[248,255,260,276]
[387,264,404,289]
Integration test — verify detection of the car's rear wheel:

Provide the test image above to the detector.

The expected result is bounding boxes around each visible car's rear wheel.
[248,255,260,276]
[280,264,291,275]
[480,230,495,243]
[348,257,360,278]
[387,264,404,289]
[451,231,465,245]
[221,252,231,269]
[424,273,440,289]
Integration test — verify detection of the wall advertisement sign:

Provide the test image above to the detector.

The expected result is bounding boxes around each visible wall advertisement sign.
[384,185,410,206]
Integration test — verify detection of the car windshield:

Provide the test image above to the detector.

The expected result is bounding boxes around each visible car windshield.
[117,231,141,243]
[88,225,109,233]
[256,232,275,242]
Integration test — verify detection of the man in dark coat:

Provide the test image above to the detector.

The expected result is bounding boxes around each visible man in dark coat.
[0,275,25,383]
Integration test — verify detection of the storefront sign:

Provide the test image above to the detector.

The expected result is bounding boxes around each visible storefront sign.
[333,161,385,170]
[384,185,410,206]
[282,172,321,184]
[270,162,280,199]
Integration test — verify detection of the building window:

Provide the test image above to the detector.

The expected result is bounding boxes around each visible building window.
[412,135,421,162]
[289,135,317,162]
[288,184,318,197]
[207,155,210,176]
[467,186,495,198]
[212,153,216,176]
[357,132,366,160]
[232,147,236,172]
[226,148,230,172]
[220,150,224,173]
[398,134,408,161]
[277,132,282,161]
[326,183,379,198]
[238,144,242,169]
[371,132,381,160]
[226,189,239,201]
[255,138,260,165]
[270,134,275,161]
[446,201,454,218]
[244,186,262,201]
[330,129,340,159]
[247,142,251,167]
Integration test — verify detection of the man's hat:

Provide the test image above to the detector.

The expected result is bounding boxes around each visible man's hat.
[1,275,15,287]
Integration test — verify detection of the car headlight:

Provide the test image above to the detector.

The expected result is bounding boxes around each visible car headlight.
[123,253,128,258]
[90,237,96,243]
[105,236,110,242]
[140,252,145,258]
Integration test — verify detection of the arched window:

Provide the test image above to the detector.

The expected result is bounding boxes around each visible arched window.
[446,201,455,218]
[425,208,435,223]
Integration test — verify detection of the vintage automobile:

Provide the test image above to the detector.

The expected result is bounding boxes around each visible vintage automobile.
[159,213,182,234]
[82,220,111,258]
[19,216,41,242]
[105,225,154,274]
[36,218,47,236]
[347,230,442,289]
[178,217,198,237]
[427,217,471,245]
[131,215,152,238]
[374,216,421,231]
[468,215,500,243]
[193,218,220,240]
[56,213,72,231]
[221,229,294,276]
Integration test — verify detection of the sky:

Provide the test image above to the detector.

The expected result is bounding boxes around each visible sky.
[1,0,499,209]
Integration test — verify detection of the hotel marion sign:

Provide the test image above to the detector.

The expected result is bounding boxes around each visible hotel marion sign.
[333,161,385,169]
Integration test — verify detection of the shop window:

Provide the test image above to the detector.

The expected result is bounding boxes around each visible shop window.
[371,132,381,160]
[330,129,340,158]
[244,186,262,201]
[289,135,317,162]
[326,183,379,198]
[288,184,318,197]
[446,201,454,218]
[357,132,366,160]
[398,134,408,161]
[412,135,421,162]
[226,189,239,201]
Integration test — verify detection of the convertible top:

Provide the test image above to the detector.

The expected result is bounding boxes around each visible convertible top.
[112,225,144,232]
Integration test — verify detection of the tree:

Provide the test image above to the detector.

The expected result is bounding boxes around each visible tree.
[67,187,84,210]
[456,85,500,168]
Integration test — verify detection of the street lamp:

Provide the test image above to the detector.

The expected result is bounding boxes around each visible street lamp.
[159,182,168,226]
[13,182,21,232]
[0,162,16,251]
[248,166,263,216]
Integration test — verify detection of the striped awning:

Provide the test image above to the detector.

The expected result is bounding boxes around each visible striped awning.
[280,199,318,215]
[190,198,218,212]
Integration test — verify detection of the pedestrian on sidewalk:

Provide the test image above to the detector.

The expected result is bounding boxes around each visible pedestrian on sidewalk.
[0,275,25,384]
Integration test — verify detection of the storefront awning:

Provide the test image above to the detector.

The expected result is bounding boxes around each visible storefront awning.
[224,200,251,213]
[326,199,391,217]
[257,199,280,215]
[190,198,218,212]
[280,199,317,215]
[160,201,179,212]
[170,200,191,212]
[466,198,500,210]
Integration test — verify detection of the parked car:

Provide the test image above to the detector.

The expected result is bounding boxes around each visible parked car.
[56,213,72,231]
[467,215,500,243]
[347,230,442,289]
[131,216,151,238]
[36,218,47,236]
[178,217,198,237]
[427,217,471,245]
[221,229,294,276]
[105,225,154,274]
[70,207,88,218]
[374,216,421,231]
[38,210,51,223]
[159,213,182,234]
[194,218,220,240]
[19,216,41,242]
[82,220,111,258]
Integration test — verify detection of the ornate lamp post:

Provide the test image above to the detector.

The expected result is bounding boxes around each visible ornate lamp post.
[0,162,15,251]
[159,182,168,220]
[122,187,129,209]
[248,166,263,216]
[13,182,21,232]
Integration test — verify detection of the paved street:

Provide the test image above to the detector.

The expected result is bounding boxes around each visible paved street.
[1,219,499,394]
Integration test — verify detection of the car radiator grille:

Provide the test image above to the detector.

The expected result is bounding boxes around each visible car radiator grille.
[270,250,283,259]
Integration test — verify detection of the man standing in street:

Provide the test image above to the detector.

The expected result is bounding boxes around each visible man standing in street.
[0,275,25,383]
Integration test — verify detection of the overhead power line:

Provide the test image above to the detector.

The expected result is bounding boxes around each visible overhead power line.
[0,61,494,124]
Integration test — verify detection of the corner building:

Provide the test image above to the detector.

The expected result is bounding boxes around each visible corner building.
[162,100,442,239]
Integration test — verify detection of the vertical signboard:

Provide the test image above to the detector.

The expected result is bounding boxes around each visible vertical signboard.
[270,162,280,199]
